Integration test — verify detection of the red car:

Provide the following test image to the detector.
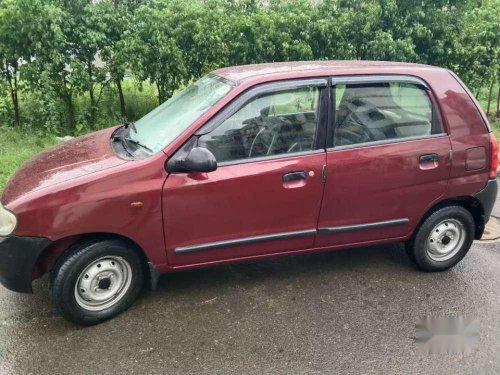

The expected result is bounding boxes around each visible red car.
[0,61,498,325]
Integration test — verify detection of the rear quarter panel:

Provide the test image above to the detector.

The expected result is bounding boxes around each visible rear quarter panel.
[419,69,491,197]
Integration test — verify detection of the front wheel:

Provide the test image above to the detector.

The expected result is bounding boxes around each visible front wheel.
[51,239,145,325]
[407,206,475,272]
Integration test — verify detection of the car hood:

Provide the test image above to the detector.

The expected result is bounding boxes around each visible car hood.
[1,127,128,205]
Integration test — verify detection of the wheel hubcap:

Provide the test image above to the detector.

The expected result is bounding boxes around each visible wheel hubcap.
[75,256,132,311]
[426,219,466,262]
[98,278,112,290]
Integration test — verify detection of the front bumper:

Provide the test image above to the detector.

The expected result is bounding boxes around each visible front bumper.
[0,236,52,293]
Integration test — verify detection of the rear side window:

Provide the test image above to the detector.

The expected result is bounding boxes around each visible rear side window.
[333,82,442,147]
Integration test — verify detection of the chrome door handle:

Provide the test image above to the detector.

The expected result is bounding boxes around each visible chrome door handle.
[282,171,306,182]
[419,154,439,163]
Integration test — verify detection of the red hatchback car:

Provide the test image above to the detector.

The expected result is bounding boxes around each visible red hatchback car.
[0,61,498,325]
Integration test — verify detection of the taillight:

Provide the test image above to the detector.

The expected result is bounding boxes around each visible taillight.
[489,133,499,179]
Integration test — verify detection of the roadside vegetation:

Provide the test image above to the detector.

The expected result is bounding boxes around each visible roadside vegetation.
[0,128,57,190]
[0,0,499,190]
[1,89,498,192]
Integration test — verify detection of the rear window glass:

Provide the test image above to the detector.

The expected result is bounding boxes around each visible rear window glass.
[333,82,442,147]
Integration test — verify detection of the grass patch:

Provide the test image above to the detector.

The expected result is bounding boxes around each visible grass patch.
[0,128,57,193]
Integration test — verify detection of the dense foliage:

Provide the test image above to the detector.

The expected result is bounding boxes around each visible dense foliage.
[0,0,499,135]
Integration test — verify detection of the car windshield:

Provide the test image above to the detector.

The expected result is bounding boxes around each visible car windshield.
[129,74,235,154]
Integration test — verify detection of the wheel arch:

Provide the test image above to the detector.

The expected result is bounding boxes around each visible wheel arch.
[33,232,158,289]
[413,196,485,241]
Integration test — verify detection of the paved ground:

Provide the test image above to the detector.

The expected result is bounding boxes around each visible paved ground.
[0,184,499,374]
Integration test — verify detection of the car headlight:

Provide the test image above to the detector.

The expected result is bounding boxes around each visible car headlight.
[0,203,17,236]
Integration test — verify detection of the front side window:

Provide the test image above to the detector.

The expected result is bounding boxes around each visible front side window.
[198,86,320,163]
[130,74,234,153]
[333,81,441,147]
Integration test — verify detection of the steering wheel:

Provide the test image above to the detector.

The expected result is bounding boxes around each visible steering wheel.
[287,142,303,153]
[249,126,275,157]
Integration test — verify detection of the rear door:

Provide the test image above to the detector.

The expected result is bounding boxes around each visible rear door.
[163,79,329,267]
[316,75,452,247]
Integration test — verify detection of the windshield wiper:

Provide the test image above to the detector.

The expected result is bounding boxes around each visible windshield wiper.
[112,134,153,155]
[112,135,135,157]
[125,138,153,153]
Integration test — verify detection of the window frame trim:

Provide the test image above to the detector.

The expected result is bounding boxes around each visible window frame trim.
[190,78,329,167]
[217,148,325,167]
[326,133,448,152]
[327,74,445,150]
[330,74,430,88]
[196,78,328,135]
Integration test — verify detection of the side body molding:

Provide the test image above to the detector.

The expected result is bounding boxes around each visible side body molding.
[174,219,409,254]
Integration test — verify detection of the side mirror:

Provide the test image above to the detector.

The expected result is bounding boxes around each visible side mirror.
[167,147,217,173]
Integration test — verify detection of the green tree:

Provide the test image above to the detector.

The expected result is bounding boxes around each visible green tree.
[99,0,145,120]
[0,0,497,133]
[457,0,500,103]
[0,0,41,126]
[128,1,188,104]
[309,0,349,59]
[68,0,110,128]
[170,0,230,78]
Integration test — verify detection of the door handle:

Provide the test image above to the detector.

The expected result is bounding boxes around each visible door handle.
[419,154,439,163]
[283,171,306,182]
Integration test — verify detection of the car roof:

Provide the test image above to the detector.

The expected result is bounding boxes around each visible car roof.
[213,60,442,83]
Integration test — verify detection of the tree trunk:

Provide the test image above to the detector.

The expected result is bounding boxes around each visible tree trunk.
[496,84,500,118]
[63,92,76,132]
[475,78,485,99]
[116,78,127,120]
[69,99,76,132]
[12,65,20,127]
[9,86,20,128]
[5,62,20,127]
[88,62,97,128]
[486,80,494,115]
[156,80,165,105]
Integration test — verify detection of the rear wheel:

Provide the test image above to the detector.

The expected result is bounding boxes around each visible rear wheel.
[407,206,475,272]
[51,239,145,325]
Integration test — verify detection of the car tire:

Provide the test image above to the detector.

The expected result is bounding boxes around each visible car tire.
[51,239,145,326]
[407,205,475,272]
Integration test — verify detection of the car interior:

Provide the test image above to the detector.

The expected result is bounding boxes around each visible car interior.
[333,83,439,146]
[197,82,440,162]
[198,96,318,163]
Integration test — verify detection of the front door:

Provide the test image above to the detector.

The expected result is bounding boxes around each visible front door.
[316,76,452,247]
[163,79,328,267]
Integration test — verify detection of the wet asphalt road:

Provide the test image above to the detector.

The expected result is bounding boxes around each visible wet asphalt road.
[1,186,499,374]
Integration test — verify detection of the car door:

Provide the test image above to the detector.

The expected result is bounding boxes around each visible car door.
[316,75,452,248]
[163,79,328,267]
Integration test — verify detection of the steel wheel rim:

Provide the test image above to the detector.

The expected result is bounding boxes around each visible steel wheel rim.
[74,256,132,311]
[426,219,466,262]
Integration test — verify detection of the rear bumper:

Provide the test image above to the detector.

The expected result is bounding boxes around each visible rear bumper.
[474,178,498,222]
[0,236,52,293]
